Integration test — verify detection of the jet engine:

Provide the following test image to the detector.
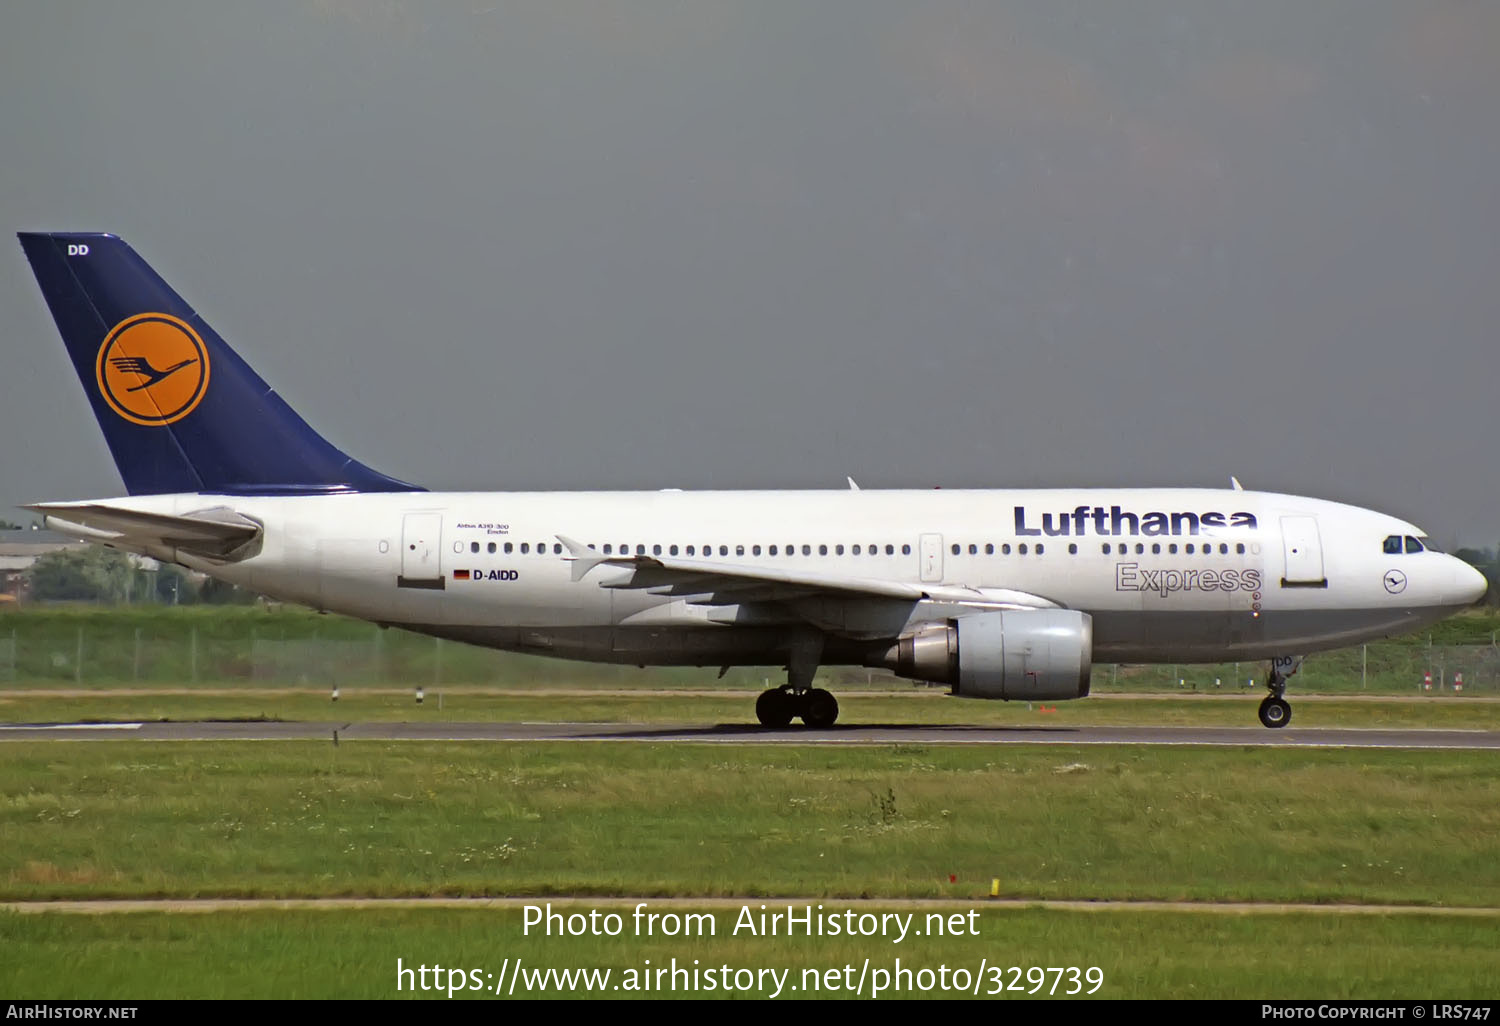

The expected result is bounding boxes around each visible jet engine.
[882,609,1092,701]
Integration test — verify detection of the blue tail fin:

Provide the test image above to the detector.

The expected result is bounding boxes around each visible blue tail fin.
[18,232,420,495]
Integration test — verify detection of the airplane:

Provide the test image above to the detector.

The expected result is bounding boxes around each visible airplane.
[14,232,1490,729]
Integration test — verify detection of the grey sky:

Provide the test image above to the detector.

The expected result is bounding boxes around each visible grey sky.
[2,2,1496,544]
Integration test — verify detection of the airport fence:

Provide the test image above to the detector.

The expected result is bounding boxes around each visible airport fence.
[1102,642,1500,694]
[0,617,1496,693]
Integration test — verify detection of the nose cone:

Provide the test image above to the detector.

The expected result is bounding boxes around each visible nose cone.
[1450,558,1490,606]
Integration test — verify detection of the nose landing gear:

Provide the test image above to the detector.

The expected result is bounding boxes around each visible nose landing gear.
[1257,694,1292,729]
[1257,655,1303,729]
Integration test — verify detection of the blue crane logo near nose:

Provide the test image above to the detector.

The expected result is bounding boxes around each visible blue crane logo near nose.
[1383,569,1407,594]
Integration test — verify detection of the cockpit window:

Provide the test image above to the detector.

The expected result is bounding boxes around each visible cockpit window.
[1404,536,1424,554]
[1383,535,1403,555]
[1417,536,1442,553]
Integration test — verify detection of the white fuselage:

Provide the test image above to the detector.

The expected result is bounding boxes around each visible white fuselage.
[95,487,1482,669]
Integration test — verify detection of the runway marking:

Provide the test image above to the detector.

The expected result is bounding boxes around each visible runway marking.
[1,721,1497,749]
[0,722,142,731]
[4,896,1497,916]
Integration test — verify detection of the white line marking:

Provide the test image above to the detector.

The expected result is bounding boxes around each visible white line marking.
[0,722,142,731]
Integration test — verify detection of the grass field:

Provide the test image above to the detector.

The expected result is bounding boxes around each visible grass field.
[4,606,1498,999]
[3,742,1497,906]
[4,904,1497,999]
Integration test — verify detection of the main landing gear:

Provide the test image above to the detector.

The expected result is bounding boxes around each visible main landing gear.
[756,686,840,729]
[1257,655,1304,729]
[755,630,840,729]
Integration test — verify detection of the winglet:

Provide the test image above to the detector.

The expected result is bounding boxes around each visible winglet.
[557,535,609,582]
[1230,476,1244,492]
[847,477,860,491]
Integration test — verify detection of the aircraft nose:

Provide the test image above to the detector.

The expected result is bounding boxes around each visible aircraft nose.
[1450,558,1490,606]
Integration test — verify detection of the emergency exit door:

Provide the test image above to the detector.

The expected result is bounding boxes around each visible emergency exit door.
[919,533,944,583]
[398,513,445,589]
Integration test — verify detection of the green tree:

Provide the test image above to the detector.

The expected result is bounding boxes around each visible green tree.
[26,547,139,603]
[0,518,21,530]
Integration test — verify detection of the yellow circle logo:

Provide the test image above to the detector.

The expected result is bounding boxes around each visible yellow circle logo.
[95,313,210,426]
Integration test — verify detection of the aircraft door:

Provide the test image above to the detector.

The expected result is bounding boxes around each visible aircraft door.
[919,533,944,583]
[1279,516,1327,588]
[398,512,445,589]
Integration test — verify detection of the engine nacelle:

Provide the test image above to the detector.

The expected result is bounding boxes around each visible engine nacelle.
[882,609,1092,701]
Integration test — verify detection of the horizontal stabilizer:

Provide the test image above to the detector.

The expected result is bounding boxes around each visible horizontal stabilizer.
[25,502,263,561]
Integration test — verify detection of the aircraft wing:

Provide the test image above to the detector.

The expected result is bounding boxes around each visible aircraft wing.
[24,502,263,562]
[556,535,1057,611]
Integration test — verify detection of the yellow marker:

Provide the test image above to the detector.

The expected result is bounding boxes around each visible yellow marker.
[991,878,1000,898]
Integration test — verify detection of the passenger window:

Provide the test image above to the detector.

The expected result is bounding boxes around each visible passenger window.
[554,544,562,555]
[835,544,844,555]
[520,543,530,554]
[1236,543,1245,555]
[1185,544,1194,554]
[1136,543,1145,554]
[852,545,861,555]
[488,542,496,553]
[870,543,878,555]
[1002,544,1011,555]
[669,545,679,556]
[1404,536,1423,554]
[1068,543,1077,555]
[720,545,729,556]
[1152,544,1161,555]
[884,544,894,555]
[470,541,480,553]
[1102,543,1112,555]
[1168,544,1178,554]
[901,544,911,555]
[1036,544,1044,555]
[819,544,828,555]
[736,545,746,556]
[1383,535,1403,555]
[968,544,978,555]
[985,543,994,555]
[504,542,513,554]
[636,544,646,555]
[803,545,812,556]
[1219,544,1227,555]
[753,545,761,556]
[684,545,693,556]
[768,545,777,556]
[951,544,961,556]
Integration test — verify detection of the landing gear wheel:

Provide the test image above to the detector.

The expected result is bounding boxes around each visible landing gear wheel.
[801,688,839,729]
[1258,696,1292,729]
[756,688,795,728]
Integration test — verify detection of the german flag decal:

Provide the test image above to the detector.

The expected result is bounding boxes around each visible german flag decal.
[453,569,471,581]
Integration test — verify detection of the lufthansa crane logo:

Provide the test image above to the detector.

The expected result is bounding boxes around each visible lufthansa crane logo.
[95,313,210,426]
[1383,569,1408,595]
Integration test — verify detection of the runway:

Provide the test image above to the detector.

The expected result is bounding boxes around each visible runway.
[1,720,1497,748]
